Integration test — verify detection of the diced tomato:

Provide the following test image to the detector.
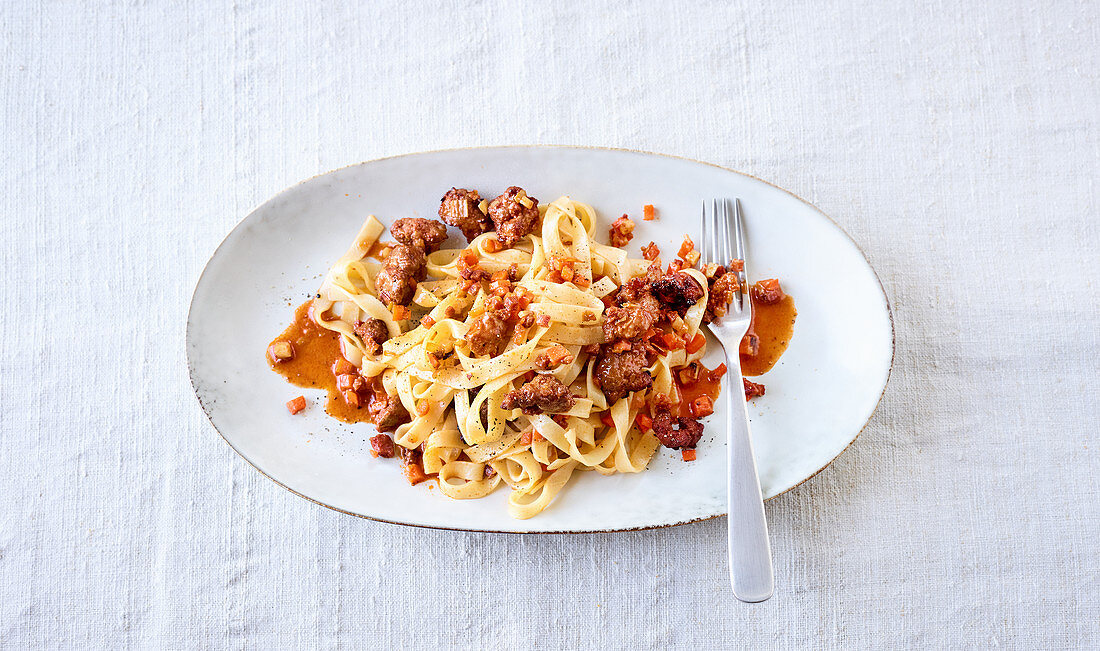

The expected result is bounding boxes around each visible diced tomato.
[343,389,361,408]
[520,430,534,445]
[681,449,697,462]
[686,333,706,354]
[420,315,436,328]
[690,395,715,418]
[636,412,653,431]
[335,374,355,391]
[709,363,728,381]
[286,396,306,415]
[643,204,655,221]
[531,430,545,442]
[392,304,410,320]
[600,413,615,428]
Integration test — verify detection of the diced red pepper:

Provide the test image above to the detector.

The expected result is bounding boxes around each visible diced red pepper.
[681,449,697,462]
[286,396,306,415]
[709,363,728,381]
[643,204,655,221]
[600,413,615,428]
[636,412,653,432]
[520,430,534,445]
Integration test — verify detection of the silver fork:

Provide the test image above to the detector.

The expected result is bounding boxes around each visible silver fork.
[700,198,774,603]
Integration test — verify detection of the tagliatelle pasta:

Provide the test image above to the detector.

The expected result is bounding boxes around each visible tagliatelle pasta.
[268,188,756,519]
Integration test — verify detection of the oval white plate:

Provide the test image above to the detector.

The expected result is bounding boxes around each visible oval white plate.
[188,146,893,533]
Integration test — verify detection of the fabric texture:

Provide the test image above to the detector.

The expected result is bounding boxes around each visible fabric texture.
[2,1,1098,648]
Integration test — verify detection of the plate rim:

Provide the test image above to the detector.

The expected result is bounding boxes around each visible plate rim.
[186,144,895,534]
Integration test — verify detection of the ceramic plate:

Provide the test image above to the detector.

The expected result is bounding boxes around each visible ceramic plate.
[187,146,893,533]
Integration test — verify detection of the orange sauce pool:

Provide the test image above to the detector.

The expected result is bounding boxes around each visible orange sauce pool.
[740,294,797,377]
[267,300,371,423]
[677,368,723,419]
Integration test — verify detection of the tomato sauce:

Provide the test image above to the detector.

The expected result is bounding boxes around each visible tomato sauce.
[740,294,797,377]
[267,300,372,424]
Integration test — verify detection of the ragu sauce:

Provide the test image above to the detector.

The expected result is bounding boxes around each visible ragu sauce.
[267,300,372,424]
[740,293,797,377]
[674,291,797,417]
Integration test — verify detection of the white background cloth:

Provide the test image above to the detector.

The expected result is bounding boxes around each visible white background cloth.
[2,1,1098,648]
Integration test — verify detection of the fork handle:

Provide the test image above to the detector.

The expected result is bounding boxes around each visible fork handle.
[725,355,774,602]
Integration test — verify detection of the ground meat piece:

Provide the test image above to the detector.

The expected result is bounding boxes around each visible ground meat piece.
[369,394,410,431]
[750,278,785,304]
[375,244,426,305]
[488,186,539,246]
[616,261,663,304]
[502,375,576,415]
[466,309,510,357]
[704,272,740,323]
[743,378,766,400]
[391,217,448,253]
[354,318,389,355]
[370,434,395,458]
[608,214,635,247]
[439,188,491,242]
[651,272,704,314]
[652,410,705,449]
[595,348,653,403]
[603,293,661,342]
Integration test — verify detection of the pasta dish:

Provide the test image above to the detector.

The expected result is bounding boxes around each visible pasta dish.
[268,186,793,519]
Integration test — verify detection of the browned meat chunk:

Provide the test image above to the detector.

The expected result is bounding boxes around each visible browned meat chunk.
[370,434,395,458]
[375,244,425,305]
[704,271,740,323]
[466,309,510,357]
[391,217,448,253]
[652,410,705,449]
[616,261,663,304]
[602,293,661,342]
[439,188,491,242]
[651,272,704,314]
[502,375,576,415]
[369,394,410,431]
[354,318,389,355]
[397,444,430,485]
[750,278,785,304]
[743,378,765,400]
[595,348,653,403]
[608,214,635,247]
[488,186,539,246]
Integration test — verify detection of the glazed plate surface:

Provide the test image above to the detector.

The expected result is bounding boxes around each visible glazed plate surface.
[187,147,893,532]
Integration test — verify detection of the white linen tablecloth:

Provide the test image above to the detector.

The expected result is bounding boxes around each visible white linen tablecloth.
[2,1,1098,648]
